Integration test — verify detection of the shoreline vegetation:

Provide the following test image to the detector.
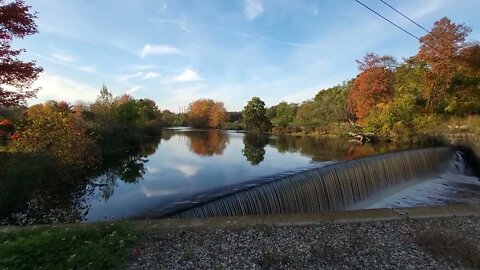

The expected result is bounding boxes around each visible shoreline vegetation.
[1,14,480,225]
[0,2,479,269]
[2,206,479,269]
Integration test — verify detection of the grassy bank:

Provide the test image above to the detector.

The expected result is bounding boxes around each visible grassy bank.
[0,223,138,269]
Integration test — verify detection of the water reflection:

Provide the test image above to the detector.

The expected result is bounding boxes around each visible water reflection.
[93,137,161,200]
[1,128,412,225]
[184,130,229,156]
[242,133,269,165]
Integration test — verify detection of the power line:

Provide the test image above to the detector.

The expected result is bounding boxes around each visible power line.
[354,0,421,42]
[378,0,439,39]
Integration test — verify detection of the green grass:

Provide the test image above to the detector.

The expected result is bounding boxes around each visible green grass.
[0,223,139,270]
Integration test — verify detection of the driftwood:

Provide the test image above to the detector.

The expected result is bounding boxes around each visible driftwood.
[346,118,377,144]
[348,132,374,144]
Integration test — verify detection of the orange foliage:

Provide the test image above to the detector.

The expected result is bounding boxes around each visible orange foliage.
[347,53,396,120]
[417,17,471,110]
[188,99,228,128]
[348,67,395,120]
[187,130,228,156]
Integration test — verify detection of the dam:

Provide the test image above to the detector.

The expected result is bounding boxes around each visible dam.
[152,147,480,218]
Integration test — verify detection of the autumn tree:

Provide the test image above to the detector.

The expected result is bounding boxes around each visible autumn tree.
[187,99,228,128]
[416,17,471,112]
[0,0,43,107]
[10,101,99,168]
[242,97,271,132]
[347,53,396,120]
[449,43,480,114]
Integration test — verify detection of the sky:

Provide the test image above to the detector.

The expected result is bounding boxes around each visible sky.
[16,0,480,112]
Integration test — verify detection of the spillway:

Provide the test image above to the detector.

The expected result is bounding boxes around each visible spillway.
[163,147,472,218]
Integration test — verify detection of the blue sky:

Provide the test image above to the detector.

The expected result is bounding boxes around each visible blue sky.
[17,0,480,111]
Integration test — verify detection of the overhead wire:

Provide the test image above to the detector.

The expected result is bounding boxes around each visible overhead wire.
[378,0,439,39]
[354,0,421,42]
[354,0,444,55]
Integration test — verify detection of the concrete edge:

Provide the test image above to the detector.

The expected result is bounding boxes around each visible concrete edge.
[2,204,479,233]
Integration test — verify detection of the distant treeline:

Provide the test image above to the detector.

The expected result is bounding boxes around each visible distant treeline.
[169,17,480,141]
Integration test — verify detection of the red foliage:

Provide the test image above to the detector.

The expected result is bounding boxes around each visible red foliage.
[348,67,395,120]
[9,132,18,140]
[0,118,12,125]
[0,0,43,107]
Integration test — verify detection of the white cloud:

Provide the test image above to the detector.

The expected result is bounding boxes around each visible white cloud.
[29,73,98,104]
[173,69,203,82]
[141,185,176,198]
[144,72,159,79]
[171,164,200,177]
[50,51,76,63]
[125,86,143,94]
[140,44,180,58]
[244,0,264,20]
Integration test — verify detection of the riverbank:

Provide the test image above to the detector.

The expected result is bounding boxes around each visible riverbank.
[2,205,479,269]
[129,215,480,269]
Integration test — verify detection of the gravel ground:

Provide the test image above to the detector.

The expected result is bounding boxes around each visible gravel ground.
[127,216,480,269]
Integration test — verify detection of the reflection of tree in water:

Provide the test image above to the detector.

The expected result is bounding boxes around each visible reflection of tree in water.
[93,137,160,200]
[344,141,402,160]
[269,135,399,162]
[269,135,299,153]
[161,129,175,141]
[0,136,162,225]
[0,152,95,225]
[186,130,229,156]
[242,133,269,165]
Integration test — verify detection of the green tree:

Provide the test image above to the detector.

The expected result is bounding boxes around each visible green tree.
[295,81,352,124]
[268,101,298,127]
[242,97,271,132]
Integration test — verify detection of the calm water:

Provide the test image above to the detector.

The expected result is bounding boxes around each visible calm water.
[84,128,403,221]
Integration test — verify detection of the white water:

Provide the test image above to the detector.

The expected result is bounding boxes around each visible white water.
[364,151,480,209]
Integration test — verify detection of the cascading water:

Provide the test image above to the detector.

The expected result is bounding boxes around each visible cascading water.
[161,147,478,219]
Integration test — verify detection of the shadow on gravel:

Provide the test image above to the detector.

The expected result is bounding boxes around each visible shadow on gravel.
[415,229,480,269]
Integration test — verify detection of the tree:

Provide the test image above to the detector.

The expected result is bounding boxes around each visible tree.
[417,17,471,111]
[96,84,113,105]
[310,81,352,123]
[268,101,298,127]
[208,102,228,128]
[10,102,99,168]
[348,53,396,120]
[242,97,271,132]
[0,0,43,107]
[187,99,227,128]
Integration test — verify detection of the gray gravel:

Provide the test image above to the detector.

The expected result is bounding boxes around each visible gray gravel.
[127,216,480,269]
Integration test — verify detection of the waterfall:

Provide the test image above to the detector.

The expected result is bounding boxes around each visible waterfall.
[169,147,456,218]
